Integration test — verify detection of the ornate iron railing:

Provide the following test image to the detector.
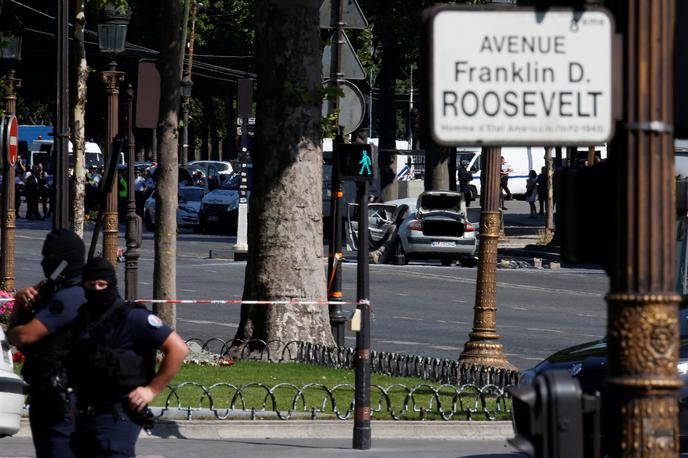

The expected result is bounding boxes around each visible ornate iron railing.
[157,381,512,422]
[185,338,520,388]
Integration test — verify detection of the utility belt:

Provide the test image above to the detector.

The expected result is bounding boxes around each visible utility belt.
[77,400,156,431]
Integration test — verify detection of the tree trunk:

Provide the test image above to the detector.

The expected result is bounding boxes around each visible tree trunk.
[70,0,87,238]
[425,144,450,191]
[234,0,333,352]
[377,20,397,202]
[153,1,182,327]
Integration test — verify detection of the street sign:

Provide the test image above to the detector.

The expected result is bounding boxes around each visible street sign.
[322,31,366,80]
[238,79,253,118]
[423,6,614,146]
[320,0,368,29]
[322,80,366,135]
[136,59,161,130]
[4,115,17,166]
[336,143,375,181]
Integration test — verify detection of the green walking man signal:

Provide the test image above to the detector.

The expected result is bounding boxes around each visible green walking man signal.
[336,143,375,181]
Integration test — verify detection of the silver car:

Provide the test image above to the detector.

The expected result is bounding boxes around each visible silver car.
[347,191,478,266]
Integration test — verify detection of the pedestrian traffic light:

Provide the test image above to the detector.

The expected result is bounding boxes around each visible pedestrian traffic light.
[336,143,375,181]
[508,370,601,458]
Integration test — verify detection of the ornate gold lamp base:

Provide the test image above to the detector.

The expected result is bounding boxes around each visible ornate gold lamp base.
[459,340,516,370]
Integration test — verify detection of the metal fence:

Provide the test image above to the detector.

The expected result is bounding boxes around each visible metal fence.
[157,380,512,421]
[186,338,519,387]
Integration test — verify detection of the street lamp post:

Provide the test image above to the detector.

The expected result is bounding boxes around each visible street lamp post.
[54,0,69,229]
[0,8,22,292]
[458,0,515,370]
[125,84,141,300]
[180,74,192,165]
[97,4,129,266]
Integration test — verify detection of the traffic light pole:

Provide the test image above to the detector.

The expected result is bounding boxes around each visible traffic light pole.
[606,2,681,456]
[353,179,371,450]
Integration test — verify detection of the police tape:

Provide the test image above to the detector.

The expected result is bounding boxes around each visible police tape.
[0,297,370,306]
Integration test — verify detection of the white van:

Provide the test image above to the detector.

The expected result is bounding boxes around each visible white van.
[458,146,608,198]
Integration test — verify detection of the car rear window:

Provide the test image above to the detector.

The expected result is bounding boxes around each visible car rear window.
[418,194,462,212]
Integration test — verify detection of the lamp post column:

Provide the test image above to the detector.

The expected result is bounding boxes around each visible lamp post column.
[458,147,514,370]
[606,1,681,455]
[0,70,20,292]
[125,84,141,300]
[101,62,124,266]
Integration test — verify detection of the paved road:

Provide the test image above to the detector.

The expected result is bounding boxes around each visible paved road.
[10,210,607,370]
[0,437,524,458]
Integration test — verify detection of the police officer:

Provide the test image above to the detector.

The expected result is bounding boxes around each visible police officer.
[7,229,87,458]
[67,257,188,458]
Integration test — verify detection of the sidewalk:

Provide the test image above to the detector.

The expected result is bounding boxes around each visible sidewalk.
[4,419,523,458]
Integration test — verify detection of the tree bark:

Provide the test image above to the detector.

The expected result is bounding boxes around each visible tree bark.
[153,1,182,327]
[70,0,87,238]
[200,96,210,160]
[424,144,450,191]
[234,0,333,352]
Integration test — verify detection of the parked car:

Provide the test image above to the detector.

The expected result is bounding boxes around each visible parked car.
[198,169,253,234]
[519,304,688,448]
[346,191,478,266]
[0,326,24,438]
[143,185,204,232]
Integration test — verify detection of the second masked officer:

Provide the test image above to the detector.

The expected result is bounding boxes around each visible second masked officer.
[67,257,188,457]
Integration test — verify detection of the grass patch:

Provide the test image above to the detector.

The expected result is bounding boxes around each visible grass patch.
[156,361,511,421]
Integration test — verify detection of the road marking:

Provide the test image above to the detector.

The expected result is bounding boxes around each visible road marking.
[452,299,467,303]
[205,270,218,273]
[576,313,604,318]
[392,316,424,321]
[436,319,469,325]
[377,339,423,346]
[430,345,462,351]
[395,292,410,296]
[179,319,238,328]
[511,306,529,310]
[527,328,563,333]
[140,281,152,285]
[352,264,604,298]
[179,289,198,293]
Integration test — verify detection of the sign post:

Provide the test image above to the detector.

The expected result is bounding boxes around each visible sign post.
[233,79,253,262]
[336,143,374,450]
[321,0,368,349]
[423,6,614,370]
[0,115,15,291]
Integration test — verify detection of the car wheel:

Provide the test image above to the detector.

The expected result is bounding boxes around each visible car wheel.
[459,256,478,268]
[441,259,454,267]
[144,211,154,231]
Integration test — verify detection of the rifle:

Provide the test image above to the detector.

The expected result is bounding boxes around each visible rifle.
[7,259,68,333]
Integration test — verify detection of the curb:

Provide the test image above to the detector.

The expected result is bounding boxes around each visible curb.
[15,418,515,441]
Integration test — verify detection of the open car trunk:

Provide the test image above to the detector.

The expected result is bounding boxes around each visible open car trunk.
[416,191,467,238]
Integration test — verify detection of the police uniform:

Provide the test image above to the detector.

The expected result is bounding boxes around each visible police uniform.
[68,258,172,458]
[16,229,87,458]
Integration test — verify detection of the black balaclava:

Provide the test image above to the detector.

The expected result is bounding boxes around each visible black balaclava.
[41,229,85,281]
[82,257,120,311]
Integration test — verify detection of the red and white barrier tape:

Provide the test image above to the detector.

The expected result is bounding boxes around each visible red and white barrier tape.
[0,297,370,306]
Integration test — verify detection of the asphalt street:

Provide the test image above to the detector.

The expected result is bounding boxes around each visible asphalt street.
[10,205,607,370]
[0,437,525,458]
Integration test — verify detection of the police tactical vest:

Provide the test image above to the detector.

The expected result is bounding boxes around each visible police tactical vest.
[68,301,156,404]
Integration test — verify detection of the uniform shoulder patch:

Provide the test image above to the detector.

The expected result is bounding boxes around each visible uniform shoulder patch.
[147,314,163,328]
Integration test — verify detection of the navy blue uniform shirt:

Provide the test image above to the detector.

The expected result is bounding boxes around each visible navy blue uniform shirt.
[35,285,86,333]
